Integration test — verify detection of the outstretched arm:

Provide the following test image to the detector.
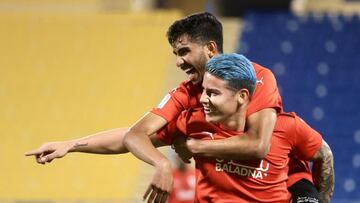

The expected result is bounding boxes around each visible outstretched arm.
[25,127,165,164]
[311,140,334,203]
[181,108,276,160]
[123,112,172,203]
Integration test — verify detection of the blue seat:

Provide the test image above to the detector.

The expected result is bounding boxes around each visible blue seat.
[239,11,360,201]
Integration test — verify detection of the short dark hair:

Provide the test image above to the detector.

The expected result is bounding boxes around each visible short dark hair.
[206,53,256,96]
[166,12,223,53]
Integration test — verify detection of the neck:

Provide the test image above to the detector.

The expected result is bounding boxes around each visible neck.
[220,106,247,132]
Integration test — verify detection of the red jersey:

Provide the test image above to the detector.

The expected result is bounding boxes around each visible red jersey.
[152,62,311,190]
[287,157,313,187]
[173,109,322,203]
[168,168,196,203]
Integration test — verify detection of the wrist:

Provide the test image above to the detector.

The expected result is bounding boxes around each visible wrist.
[187,139,201,155]
[155,158,172,169]
[68,140,88,152]
[66,140,77,152]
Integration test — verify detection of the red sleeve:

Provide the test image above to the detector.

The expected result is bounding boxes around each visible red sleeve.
[151,81,202,122]
[291,114,323,160]
[155,108,190,145]
[246,63,283,117]
[156,119,179,145]
[151,84,189,122]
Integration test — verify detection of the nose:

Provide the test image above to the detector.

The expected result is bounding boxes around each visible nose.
[175,56,185,67]
[200,90,208,105]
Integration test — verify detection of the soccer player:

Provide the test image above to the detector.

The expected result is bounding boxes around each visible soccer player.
[168,53,334,202]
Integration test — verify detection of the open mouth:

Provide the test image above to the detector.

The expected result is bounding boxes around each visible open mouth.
[203,107,212,114]
[182,67,199,83]
[184,67,195,75]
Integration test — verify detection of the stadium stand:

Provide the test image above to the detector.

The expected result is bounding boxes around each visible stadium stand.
[0,10,180,202]
[238,10,360,202]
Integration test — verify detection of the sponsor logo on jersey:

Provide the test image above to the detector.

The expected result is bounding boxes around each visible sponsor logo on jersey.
[215,159,269,179]
[256,77,264,85]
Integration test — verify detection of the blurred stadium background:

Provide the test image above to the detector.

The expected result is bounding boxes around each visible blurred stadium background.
[0,0,359,202]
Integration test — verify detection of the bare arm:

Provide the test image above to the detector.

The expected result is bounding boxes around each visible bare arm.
[68,128,130,154]
[184,108,276,160]
[123,112,172,203]
[25,127,166,164]
[311,140,334,203]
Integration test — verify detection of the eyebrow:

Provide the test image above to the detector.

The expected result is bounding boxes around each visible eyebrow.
[204,87,221,94]
[173,47,190,55]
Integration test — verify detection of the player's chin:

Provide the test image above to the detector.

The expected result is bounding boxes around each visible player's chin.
[205,115,219,124]
[189,74,202,84]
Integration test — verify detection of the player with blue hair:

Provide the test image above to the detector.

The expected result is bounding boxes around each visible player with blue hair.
[172,53,333,202]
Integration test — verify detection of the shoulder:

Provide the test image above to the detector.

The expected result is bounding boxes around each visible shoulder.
[274,112,297,131]
[275,112,311,134]
[251,62,277,86]
[167,81,193,98]
[176,80,202,94]
[252,62,275,80]
[252,62,272,74]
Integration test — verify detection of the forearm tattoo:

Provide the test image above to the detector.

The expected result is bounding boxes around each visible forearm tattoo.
[312,142,334,203]
[74,142,88,149]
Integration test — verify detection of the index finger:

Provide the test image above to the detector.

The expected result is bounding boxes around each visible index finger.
[24,148,43,156]
[143,184,153,201]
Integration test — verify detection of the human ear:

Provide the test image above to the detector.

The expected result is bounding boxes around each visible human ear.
[206,41,218,57]
[237,89,250,105]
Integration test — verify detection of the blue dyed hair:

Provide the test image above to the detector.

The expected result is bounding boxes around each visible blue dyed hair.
[206,53,256,95]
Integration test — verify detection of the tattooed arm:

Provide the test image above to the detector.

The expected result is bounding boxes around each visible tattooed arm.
[311,140,334,203]
[25,128,165,164]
